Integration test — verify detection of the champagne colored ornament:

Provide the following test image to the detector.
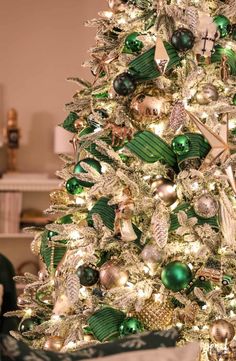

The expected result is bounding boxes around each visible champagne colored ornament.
[151,178,177,206]
[99,260,129,289]
[195,84,219,105]
[44,336,64,352]
[141,244,163,265]
[50,189,70,206]
[210,319,235,343]
[172,135,191,155]
[214,15,230,38]
[119,317,144,336]
[154,37,170,74]
[134,299,173,330]
[161,261,192,292]
[193,194,219,219]
[130,92,171,125]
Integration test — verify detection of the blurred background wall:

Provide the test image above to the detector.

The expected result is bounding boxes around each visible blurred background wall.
[0,0,106,174]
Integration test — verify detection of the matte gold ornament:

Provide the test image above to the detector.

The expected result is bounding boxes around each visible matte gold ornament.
[134,299,173,330]
[195,84,219,105]
[151,177,177,206]
[44,336,64,352]
[193,193,219,219]
[210,319,235,343]
[99,260,129,289]
[50,189,70,206]
[154,38,170,74]
[130,92,171,126]
[187,112,236,194]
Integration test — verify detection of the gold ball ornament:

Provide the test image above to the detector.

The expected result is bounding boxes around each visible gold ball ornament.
[74,118,84,131]
[195,84,219,105]
[99,260,129,289]
[50,189,70,206]
[151,177,177,206]
[210,319,235,343]
[193,194,218,219]
[130,93,171,127]
[44,336,64,352]
[133,299,173,330]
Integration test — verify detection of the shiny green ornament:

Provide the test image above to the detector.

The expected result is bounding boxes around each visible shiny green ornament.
[57,214,73,224]
[77,265,99,287]
[125,32,144,53]
[161,261,193,292]
[232,94,236,105]
[171,135,191,156]
[119,317,144,336]
[19,318,40,333]
[74,158,102,187]
[47,230,58,241]
[119,154,129,163]
[66,177,84,195]
[214,15,230,38]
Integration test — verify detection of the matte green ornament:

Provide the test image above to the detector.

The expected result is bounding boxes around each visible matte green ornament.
[161,261,193,292]
[171,28,195,52]
[77,265,99,287]
[88,308,125,342]
[19,318,40,333]
[214,15,230,38]
[66,177,84,195]
[232,94,236,105]
[119,317,144,336]
[124,32,144,53]
[74,158,102,187]
[172,135,191,156]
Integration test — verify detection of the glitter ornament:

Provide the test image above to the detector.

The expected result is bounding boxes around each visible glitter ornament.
[44,336,64,352]
[50,189,70,206]
[193,194,219,219]
[134,299,173,330]
[99,260,129,289]
[119,317,144,336]
[113,72,136,96]
[171,28,195,52]
[195,84,219,105]
[210,319,235,343]
[124,32,144,53]
[172,135,191,156]
[161,261,192,292]
[151,178,177,206]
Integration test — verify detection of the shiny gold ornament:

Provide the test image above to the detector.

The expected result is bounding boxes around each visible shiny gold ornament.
[151,177,177,206]
[187,112,236,194]
[130,92,171,127]
[99,260,129,289]
[50,189,70,206]
[134,299,173,330]
[74,118,84,131]
[210,319,235,343]
[195,83,219,105]
[44,336,64,352]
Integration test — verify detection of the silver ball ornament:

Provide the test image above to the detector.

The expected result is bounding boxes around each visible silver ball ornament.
[193,194,218,219]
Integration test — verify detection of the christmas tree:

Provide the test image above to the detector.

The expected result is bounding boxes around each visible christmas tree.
[6,0,236,360]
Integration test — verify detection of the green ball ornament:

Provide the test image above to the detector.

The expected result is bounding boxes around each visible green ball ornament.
[161,261,193,292]
[66,177,84,195]
[232,94,236,106]
[113,72,136,96]
[214,15,230,38]
[171,28,195,52]
[74,158,102,187]
[119,317,144,336]
[171,135,191,156]
[57,214,73,224]
[77,265,99,286]
[19,317,40,333]
[125,32,144,53]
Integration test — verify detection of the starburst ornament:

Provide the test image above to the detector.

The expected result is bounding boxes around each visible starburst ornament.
[187,111,236,194]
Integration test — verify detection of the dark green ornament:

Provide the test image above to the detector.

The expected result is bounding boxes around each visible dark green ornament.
[57,214,73,224]
[19,318,40,333]
[74,158,102,187]
[171,28,195,52]
[172,135,191,155]
[66,177,84,195]
[119,317,144,336]
[214,15,230,38]
[232,94,236,105]
[161,261,193,292]
[125,32,144,53]
[113,72,136,96]
[77,265,99,286]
